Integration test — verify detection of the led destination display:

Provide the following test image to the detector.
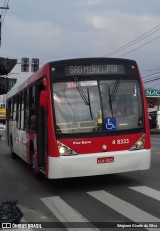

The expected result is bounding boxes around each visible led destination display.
[65,64,125,76]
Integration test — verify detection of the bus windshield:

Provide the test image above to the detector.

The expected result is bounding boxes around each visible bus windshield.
[53,79,144,134]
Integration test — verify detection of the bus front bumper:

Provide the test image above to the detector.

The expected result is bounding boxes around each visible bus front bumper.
[48,149,151,179]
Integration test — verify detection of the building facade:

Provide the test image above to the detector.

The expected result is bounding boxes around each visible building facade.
[145,89,160,129]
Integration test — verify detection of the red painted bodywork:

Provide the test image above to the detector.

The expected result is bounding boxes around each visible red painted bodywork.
[57,133,145,155]
[22,61,151,178]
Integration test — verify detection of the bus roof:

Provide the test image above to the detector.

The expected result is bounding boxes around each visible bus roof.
[7,57,137,99]
[48,57,137,66]
[7,63,48,99]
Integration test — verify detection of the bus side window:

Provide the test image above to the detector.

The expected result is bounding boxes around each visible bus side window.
[16,95,20,128]
[24,89,29,129]
[10,98,13,119]
[20,92,25,130]
[13,97,17,121]
[18,94,21,129]
[7,99,12,119]
[29,85,36,131]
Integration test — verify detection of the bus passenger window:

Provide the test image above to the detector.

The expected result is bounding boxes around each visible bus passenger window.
[20,92,25,130]
[13,97,17,121]
[24,89,29,129]
[29,86,36,131]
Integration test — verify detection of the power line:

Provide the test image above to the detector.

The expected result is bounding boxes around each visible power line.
[144,76,160,83]
[118,34,160,58]
[103,24,160,57]
[142,71,160,79]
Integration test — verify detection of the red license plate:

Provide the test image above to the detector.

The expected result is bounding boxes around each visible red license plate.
[97,157,114,164]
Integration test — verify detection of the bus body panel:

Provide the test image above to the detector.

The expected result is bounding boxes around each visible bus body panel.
[48,149,151,179]
[6,58,151,179]
[137,67,151,149]
[57,132,149,156]
[9,123,36,163]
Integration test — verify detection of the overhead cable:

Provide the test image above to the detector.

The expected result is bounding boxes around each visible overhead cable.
[118,34,160,57]
[103,24,160,57]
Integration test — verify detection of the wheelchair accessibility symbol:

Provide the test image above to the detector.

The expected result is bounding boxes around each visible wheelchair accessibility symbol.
[104,117,117,131]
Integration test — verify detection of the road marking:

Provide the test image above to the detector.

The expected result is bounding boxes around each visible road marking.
[87,190,160,231]
[41,196,99,231]
[130,186,160,201]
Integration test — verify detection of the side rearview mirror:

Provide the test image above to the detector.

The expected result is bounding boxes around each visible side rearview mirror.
[40,90,48,108]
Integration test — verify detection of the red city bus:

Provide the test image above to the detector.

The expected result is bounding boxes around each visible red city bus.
[6,58,151,179]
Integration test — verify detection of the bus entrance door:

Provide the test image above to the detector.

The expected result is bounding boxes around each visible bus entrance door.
[36,84,47,174]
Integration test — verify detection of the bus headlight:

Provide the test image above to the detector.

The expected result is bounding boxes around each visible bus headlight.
[57,141,78,156]
[129,135,145,151]
[59,146,68,155]
[136,140,144,149]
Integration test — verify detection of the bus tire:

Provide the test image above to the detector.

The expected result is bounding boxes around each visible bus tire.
[30,147,41,179]
[10,137,17,159]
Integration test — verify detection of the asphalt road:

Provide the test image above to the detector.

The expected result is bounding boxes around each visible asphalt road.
[0,132,160,231]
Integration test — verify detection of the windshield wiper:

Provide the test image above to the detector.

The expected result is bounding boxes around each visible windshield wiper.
[107,80,120,117]
[73,76,93,120]
[108,85,113,117]
[111,79,120,102]
[73,77,89,105]
[87,87,93,120]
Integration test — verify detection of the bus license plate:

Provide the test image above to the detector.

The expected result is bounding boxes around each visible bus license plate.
[97,157,114,164]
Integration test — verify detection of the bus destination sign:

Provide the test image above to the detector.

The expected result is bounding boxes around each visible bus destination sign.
[65,64,125,76]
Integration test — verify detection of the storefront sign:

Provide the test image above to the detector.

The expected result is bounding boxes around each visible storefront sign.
[145,89,160,97]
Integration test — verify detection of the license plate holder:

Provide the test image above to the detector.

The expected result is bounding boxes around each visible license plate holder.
[97,157,114,164]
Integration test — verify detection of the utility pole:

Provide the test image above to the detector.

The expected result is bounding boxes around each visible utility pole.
[0,6,9,10]
[0,3,9,46]
[0,2,17,95]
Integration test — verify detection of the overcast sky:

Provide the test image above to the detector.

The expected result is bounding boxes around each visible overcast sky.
[1,0,160,89]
